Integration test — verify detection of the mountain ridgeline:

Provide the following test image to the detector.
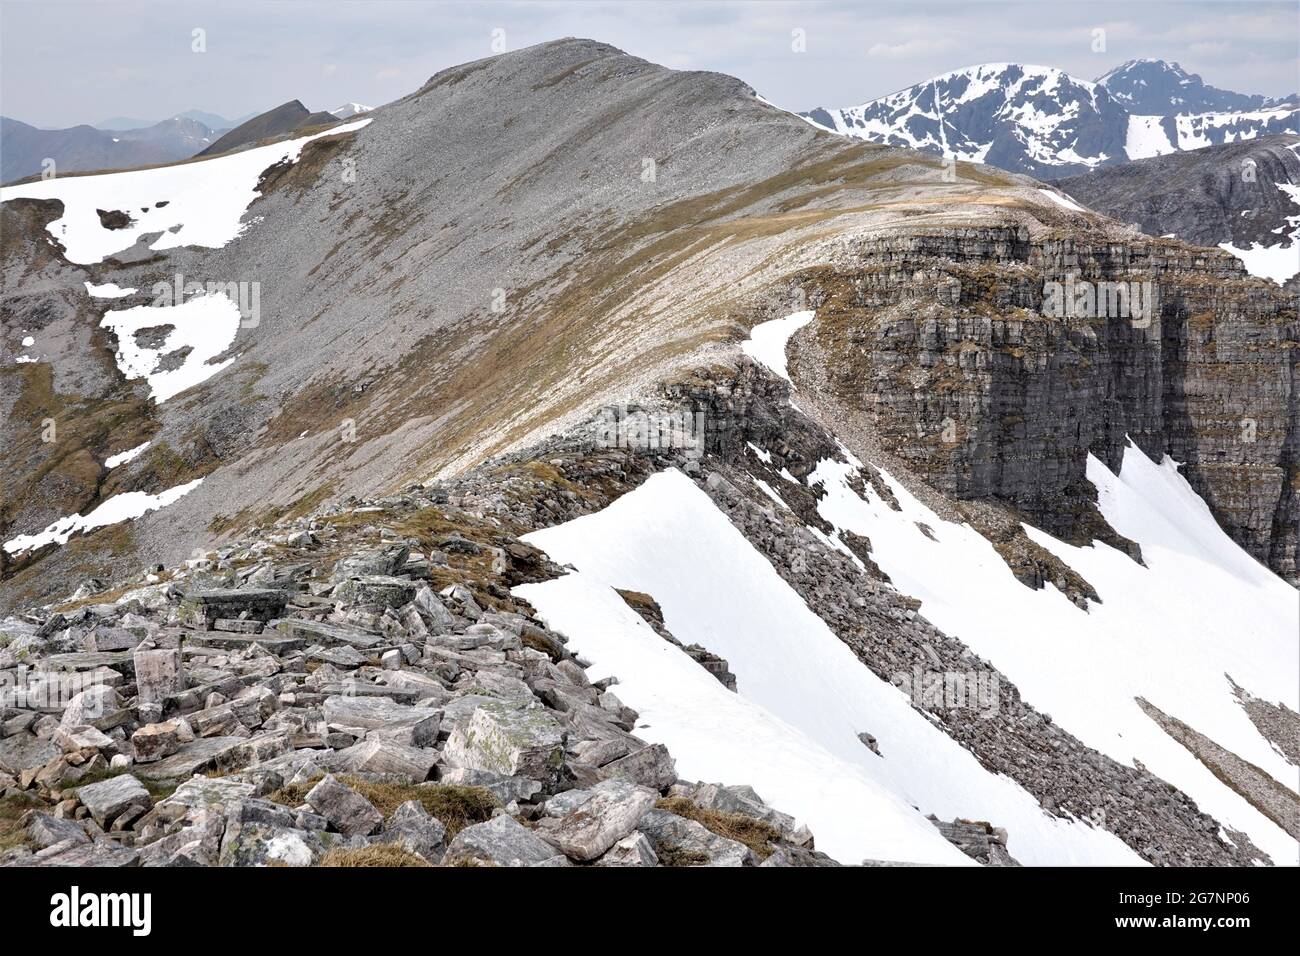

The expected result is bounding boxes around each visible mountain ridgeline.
[804,59,1299,179]
[0,39,1296,869]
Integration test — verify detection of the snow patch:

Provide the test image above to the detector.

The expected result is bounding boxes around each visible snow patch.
[1038,188,1087,213]
[518,469,1143,866]
[85,281,137,298]
[3,478,203,555]
[101,293,242,403]
[741,310,814,382]
[809,443,1299,864]
[105,442,150,469]
[0,119,372,264]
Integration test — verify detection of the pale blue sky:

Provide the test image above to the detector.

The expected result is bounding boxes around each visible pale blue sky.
[2,0,1296,128]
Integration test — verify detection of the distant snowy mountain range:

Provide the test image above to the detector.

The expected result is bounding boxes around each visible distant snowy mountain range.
[804,59,1298,179]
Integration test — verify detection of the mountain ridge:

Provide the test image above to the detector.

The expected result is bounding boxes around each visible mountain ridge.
[804,58,1299,179]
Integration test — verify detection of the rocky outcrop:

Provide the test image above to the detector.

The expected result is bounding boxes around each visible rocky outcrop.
[789,228,1299,581]
[0,468,823,868]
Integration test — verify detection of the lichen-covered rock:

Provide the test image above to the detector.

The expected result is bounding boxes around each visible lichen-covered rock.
[442,700,566,785]
[305,774,384,836]
[443,814,563,867]
[536,779,657,861]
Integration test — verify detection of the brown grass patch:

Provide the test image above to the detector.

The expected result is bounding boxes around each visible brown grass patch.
[318,844,430,867]
[270,777,499,838]
[654,796,782,860]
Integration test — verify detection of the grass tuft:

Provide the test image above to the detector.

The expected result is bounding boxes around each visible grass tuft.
[654,796,783,860]
[318,844,430,867]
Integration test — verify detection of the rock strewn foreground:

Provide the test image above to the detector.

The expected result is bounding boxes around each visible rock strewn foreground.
[0,490,831,867]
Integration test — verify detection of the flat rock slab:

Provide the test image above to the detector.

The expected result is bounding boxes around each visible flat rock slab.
[276,618,386,649]
[178,589,288,629]
[318,682,419,703]
[323,695,441,745]
[33,651,134,674]
[33,838,140,867]
[307,645,369,668]
[330,738,438,780]
[76,773,151,826]
[0,733,61,774]
[444,814,566,867]
[133,737,246,782]
[442,700,565,783]
[193,633,306,653]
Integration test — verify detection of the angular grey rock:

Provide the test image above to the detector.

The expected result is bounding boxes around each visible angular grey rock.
[596,831,659,867]
[638,808,757,867]
[32,837,140,867]
[331,546,409,581]
[437,766,542,804]
[600,742,676,791]
[331,575,418,609]
[537,779,657,861]
[330,738,438,780]
[219,818,324,866]
[59,684,121,727]
[377,799,447,863]
[443,813,560,867]
[275,618,386,649]
[442,700,566,784]
[179,589,288,629]
[690,782,811,846]
[132,736,247,783]
[131,721,186,763]
[54,724,115,752]
[76,773,152,826]
[322,695,440,746]
[305,773,384,836]
[25,812,90,850]
[760,845,842,867]
[134,647,185,705]
[413,586,455,634]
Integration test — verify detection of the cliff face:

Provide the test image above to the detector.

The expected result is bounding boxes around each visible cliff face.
[789,228,1299,581]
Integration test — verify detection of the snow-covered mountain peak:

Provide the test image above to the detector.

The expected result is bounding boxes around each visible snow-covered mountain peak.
[805,59,1299,179]
[330,102,373,119]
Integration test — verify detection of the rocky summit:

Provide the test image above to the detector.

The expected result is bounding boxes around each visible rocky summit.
[1,29,1297,874]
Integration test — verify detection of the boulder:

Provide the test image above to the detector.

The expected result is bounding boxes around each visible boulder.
[305,774,383,836]
[443,814,561,867]
[179,589,288,629]
[330,738,438,780]
[134,647,185,704]
[131,721,186,763]
[376,799,447,863]
[637,808,757,867]
[599,743,676,791]
[331,575,418,609]
[537,779,657,861]
[596,831,659,867]
[441,700,565,785]
[76,773,152,827]
[25,812,90,850]
[59,684,121,727]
